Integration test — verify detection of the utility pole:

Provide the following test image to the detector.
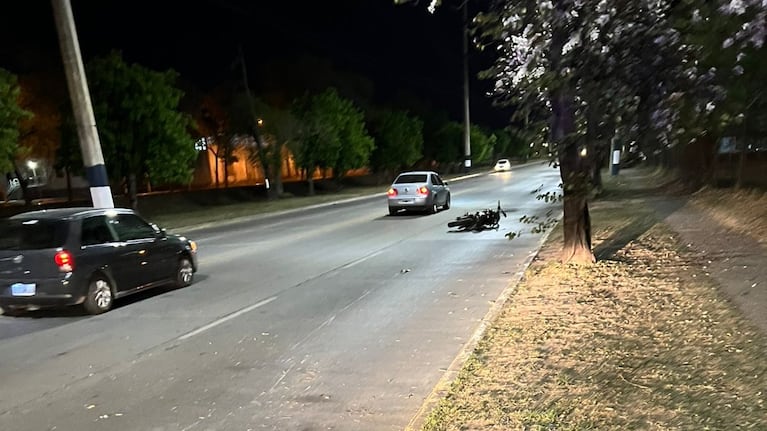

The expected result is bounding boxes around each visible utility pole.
[462,0,471,173]
[51,0,114,208]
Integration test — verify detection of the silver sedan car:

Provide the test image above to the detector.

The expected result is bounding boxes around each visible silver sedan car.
[387,171,451,215]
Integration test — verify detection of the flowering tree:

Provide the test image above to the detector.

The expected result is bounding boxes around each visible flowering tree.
[475,0,696,264]
[404,0,765,263]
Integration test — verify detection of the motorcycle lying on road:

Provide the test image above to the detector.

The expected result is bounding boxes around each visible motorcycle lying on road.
[447,201,507,232]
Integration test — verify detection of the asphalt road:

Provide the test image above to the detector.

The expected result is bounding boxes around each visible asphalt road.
[0,162,562,431]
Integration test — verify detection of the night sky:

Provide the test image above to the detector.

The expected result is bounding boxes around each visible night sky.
[1,0,508,128]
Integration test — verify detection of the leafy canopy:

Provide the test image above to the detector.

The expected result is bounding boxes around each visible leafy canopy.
[292,88,374,177]
[86,51,195,185]
[0,68,31,174]
[370,109,423,174]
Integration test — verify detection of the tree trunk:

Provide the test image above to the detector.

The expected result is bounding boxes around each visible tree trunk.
[212,149,220,189]
[549,0,595,265]
[558,139,596,264]
[223,155,229,189]
[128,173,138,210]
[273,174,284,197]
[736,137,747,190]
[306,176,314,196]
[307,173,315,196]
[65,167,73,202]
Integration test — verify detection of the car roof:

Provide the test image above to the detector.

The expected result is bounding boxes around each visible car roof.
[9,207,136,221]
[396,170,438,176]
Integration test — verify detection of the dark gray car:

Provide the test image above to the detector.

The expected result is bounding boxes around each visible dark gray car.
[387,171,451,215]
[0,207,198,315]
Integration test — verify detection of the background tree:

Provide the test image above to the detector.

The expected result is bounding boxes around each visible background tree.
[369,109,424,181]
[332,97,375,186]
[0,67,31,202]
[86,52,196,209]
[469,125,494,164]
[674,0,767,188]
[292,88,374,194]
[192,92,231,189]
[248,98,298,197]
[54,103,83,201]
[430,121,464,168]
[18,72,64,172]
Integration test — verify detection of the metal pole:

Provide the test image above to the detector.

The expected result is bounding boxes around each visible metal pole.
[462,0,471,172]
[51,0,114,208]
[610,135,620,176]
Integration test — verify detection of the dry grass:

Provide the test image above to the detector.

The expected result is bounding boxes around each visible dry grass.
[421,174,767,431]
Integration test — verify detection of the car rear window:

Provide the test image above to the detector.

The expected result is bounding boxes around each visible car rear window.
[0,219,68,250]
[395,174,427,184]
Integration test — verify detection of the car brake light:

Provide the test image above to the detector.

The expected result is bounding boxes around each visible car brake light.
[417,186,429,195]
[54,250,74,272]
[387,188,398,197]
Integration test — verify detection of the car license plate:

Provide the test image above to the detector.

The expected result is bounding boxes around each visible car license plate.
[11,283,36,296]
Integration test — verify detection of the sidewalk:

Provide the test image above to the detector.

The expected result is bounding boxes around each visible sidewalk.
[606,169,767,336]
[652,189,767,335]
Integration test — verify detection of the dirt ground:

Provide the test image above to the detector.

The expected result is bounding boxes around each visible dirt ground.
[418,168,767,430]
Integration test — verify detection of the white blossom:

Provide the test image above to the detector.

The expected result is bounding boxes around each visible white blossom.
[720,0,747,14]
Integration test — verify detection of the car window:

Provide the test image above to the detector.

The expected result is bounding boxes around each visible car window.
[395,174,427,184]
[81,216,116,246]
[431,174,443,186]
[0,219,68,250]
[108,214,156,241]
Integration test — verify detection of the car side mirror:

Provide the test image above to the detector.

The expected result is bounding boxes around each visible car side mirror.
[151,223,167,238]
[443,181,449,186]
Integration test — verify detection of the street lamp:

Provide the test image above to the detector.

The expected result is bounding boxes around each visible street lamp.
[27,160,38,185]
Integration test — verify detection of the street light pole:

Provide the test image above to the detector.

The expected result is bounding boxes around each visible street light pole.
[462,0,471,172]
[51,0,114,208]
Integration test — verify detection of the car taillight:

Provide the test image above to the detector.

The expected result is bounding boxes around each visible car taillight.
[54,250,74,272]
[417,186,429,195]
[387,188,398,197]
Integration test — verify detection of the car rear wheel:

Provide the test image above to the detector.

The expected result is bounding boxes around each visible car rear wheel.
[175,256,194,288]
[388,207,398,216]
[443,194,451,210]
[429,202,438,214]
[83,276,114,315]
[0,306,24,317]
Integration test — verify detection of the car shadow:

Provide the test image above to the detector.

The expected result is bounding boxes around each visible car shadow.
[2,274,212,319]
[375,212,430,220]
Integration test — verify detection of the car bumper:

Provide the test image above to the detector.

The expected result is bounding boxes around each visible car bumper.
[0,276,86,308]
[388,196,431,211]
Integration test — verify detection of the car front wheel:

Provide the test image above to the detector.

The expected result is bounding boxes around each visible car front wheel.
[175,256,195,288]
[83,276,114,315]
